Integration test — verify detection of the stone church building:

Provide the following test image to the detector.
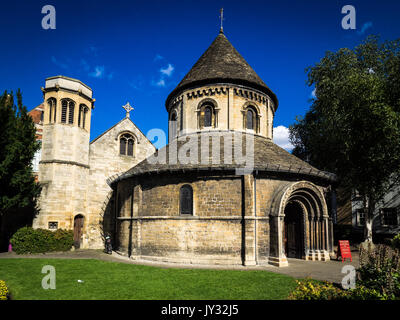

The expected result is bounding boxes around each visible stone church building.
[33,30,336,267]
[32,77,156,249]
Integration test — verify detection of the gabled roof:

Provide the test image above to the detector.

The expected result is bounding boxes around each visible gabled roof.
[90,116,154,147]
[166,31,278,109]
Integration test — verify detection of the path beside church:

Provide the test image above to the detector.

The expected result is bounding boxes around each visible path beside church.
[0,249,359,284]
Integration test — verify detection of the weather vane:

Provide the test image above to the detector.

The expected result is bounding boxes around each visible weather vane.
[122,102,134,118]
[219,8,224,33]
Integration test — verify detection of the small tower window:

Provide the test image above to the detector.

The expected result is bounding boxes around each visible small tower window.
[68,103,74,124]
[78,104,89,129]
[83,107,88,129]
[47,98,57,123]
[61,99,75,124]
[119,133,135,156]
[61,100,67,123]
[180,184,193,215]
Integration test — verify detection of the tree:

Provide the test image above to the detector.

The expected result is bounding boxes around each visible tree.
[289,35,400,243]
[0,90,41,249]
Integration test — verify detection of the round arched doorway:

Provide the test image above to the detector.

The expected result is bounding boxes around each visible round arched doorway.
[283,201,304,259]
[73,214,84,249]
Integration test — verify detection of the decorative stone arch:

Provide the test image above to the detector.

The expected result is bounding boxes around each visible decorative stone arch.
[269,181,331,267]
[241,101,261,133]
[196,98,219,129]
[115,130,139,143]
[284,199,308,259]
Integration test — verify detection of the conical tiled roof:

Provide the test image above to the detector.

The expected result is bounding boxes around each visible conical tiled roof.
[111,131,336,185]
[166,31,278,109]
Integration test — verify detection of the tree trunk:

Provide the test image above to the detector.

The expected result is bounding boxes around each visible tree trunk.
[363,196,374,243]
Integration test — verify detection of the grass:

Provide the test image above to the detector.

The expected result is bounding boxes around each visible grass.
[0,258,297,300]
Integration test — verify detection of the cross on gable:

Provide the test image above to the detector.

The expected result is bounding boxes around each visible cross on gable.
[123,102,134,118]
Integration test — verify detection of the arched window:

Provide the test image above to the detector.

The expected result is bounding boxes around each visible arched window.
[198,103,216,129]
[119,133,135,156]
[68,103,74,124]
[61,99,75,124]
[78,104,89,129]
[244,106,258,132]
[47,98,57,123]
[246,109,254,130]
[180,185,193,215]
[169,112,177,140]
[204,106,212,127]
[83,107,88,129]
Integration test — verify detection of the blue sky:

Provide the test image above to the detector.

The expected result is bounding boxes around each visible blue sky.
[1,0,399,149]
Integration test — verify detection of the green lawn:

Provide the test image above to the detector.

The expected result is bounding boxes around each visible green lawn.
[0,258,297,300]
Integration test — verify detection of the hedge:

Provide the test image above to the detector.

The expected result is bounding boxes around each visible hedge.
[10,227,73,254]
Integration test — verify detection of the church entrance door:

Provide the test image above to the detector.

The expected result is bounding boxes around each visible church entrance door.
[73,215,84,249]
[283,202,303,259]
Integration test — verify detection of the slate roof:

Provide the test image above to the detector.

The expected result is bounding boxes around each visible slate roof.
[166,31,278,110]
[110,131,336,185]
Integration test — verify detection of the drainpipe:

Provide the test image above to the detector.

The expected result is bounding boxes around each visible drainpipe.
[128,186,134,258]
[254,170,258,264]
[113,183,118,249]
[227,87,230,130]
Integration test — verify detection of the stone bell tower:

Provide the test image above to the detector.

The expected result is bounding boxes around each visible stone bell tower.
[33,76,95,246]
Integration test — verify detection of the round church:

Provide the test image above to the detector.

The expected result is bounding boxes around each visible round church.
[109,30,336,267]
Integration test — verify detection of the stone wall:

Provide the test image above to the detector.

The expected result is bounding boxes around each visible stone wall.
[115,172,333,266]
[167,84,275,142]
[86,117,155,248]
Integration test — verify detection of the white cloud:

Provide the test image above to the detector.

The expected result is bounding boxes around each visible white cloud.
[273,125,294,151]
[160,64,174,77]
[152,79,165,87]
[89,65,105,78]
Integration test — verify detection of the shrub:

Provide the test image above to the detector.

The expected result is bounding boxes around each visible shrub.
[0,280,10,300]
[53,229,74,252]
[10,227,73,254]
[345,285,386,300]
[358,244,400,298]
[288,279,345,300]
[289,279,388,300]
[392,234,400,250]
